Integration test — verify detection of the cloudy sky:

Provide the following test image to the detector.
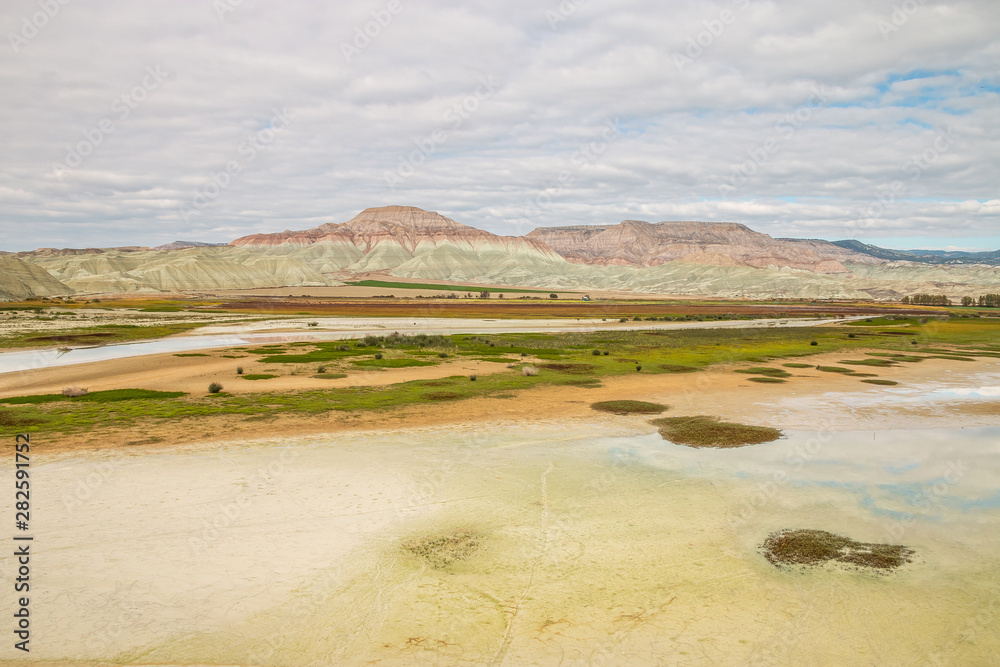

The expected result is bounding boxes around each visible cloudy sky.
[1,0,998,251]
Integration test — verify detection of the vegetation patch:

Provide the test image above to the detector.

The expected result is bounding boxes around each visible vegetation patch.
[657,364,700,373]
[312,373,348,379]
[422,391,462,401]
[748,376,787,383]
[867,353,926,362]
[351,358,436,368]
[591,400,667,415]
[0,409,50,428]
[839,358,896,367]
[241,374,278,380]
[0,389,186,404]
[173,353,209,357]
[539,363,596,375]
[735,367,792,378]
[650,415,782,448]
[401,529,482,569]
[782,362,812,368]
[924,355,976,362]
[815,366,856,374]
[862,379,899,386]
[347,280,555,295]
[556,378,602,387]
[761,529,913,571]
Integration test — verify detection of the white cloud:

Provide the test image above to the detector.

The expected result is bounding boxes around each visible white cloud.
[0,0,998,250]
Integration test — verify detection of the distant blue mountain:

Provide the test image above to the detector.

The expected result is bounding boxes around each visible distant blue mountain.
[832,240,1000,265]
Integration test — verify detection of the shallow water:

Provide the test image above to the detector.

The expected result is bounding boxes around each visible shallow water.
[8,418,998,666]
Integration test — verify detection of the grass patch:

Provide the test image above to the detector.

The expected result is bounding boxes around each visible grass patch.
[422,391,462,401]
[762,529,913,571]
[815,366,856,374]
[0,408,51,428]
[0,389,186,404]
[241,374,278,380]
[862,379,899,386]
[173,353,209,357]
[657,364,700,373]
[846,317,920,327]
[924,355,977,362]
[650,415,782,448]
[538,363,596,374]
[351,358,437,368]
[782,362,813,368]
[348,280,557,294]
[591,400,667,415]
[748,376,787,383]
[0,322,205,349]
[401,529,482,569]
[312,373,348,379]
[866,353,926,362]
[839,358,896,367]
[735,367,792,378]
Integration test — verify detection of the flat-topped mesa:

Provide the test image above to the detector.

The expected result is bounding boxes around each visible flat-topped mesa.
[526,219,870,273]
[230,205,560,257]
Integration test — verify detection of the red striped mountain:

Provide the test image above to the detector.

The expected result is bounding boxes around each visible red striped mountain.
[231,205,558,258]
[525,220,878,274]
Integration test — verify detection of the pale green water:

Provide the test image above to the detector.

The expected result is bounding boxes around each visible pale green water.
[13,419,996,666]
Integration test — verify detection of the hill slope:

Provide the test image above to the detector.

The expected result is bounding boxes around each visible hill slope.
[7,206,1000,300]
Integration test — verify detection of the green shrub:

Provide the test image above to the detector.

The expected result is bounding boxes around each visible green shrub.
[236,366,244,375]
[591,400,666,415]
[208,382,223,393]
[650,416,782,448]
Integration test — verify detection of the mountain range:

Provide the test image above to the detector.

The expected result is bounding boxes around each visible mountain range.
[3,206,1000,301]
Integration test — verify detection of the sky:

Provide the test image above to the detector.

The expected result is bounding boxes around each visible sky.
[1,0,998,252]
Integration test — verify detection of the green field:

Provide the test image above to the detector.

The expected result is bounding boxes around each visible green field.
[345,280,570,294]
